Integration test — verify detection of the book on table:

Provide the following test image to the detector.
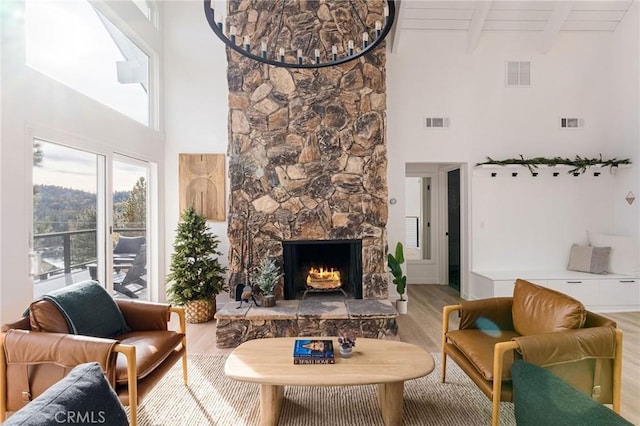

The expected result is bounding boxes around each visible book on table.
[293,339,335,364]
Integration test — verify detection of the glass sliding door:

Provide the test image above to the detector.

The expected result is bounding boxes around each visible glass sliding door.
[32,140,106,299]
[112,157,149,300]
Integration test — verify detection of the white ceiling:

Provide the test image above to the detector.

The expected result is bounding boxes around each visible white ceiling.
[391,0,636,53]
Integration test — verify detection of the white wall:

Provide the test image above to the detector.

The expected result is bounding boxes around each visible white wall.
[610,3,640,236]
[163,1,230,279]
[0,1,165,323]
[472,168,618,271]
[387,26,639,296]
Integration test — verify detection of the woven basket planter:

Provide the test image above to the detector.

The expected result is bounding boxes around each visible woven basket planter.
[185,298,215,324]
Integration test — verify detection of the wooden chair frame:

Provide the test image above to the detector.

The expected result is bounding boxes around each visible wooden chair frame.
[442,304,623,426]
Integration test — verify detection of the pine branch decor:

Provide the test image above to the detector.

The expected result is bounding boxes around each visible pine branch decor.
[476,155,631,175]
[167,206,227,305]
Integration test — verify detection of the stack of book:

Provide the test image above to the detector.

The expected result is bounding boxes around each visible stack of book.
[292,339,335,364]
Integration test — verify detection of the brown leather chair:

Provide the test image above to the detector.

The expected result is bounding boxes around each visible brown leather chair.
[442,279,623,426]
[0,297,187,426]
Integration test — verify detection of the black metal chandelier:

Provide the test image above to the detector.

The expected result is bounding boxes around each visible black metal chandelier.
[204,1,396,69]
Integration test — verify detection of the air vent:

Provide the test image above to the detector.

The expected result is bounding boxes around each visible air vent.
[506,61,531,87]
[424,117,450,129]
[560,118,585,129]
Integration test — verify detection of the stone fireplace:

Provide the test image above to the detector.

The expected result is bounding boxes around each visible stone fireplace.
[282,239,363,300]
[215,1,396,348]
[225,1,390,303]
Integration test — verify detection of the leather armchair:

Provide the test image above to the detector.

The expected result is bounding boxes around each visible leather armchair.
[1,298,187,426]
[441,279,622,426]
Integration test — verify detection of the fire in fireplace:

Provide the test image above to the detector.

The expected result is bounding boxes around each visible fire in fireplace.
[282,239,363,300]
[307,267,341,289]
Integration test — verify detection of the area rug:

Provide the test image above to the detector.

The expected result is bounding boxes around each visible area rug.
[133,353,515,426]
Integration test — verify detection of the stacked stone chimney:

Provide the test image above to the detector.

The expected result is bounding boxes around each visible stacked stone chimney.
[225,0,389,299]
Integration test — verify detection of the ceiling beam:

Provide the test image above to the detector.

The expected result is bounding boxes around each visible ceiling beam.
[467,1,492,54]
[389,0,407,54]
[540,2,574,53]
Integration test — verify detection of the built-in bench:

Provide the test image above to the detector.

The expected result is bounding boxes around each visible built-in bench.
[214,298,399,348]
[471,270,639,313]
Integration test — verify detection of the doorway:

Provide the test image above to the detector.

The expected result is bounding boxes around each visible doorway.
[404,163,465,294]
[405,165,438,284]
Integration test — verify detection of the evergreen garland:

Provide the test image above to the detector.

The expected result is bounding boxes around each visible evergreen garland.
[166,206,227,305]
[476,155,631,175]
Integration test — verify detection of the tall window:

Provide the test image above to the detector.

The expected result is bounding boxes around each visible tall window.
[32,140,104,298]
[25,0,150,126]
[32,141,152,301]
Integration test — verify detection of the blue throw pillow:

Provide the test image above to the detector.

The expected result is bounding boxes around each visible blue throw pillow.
[41,281,130,338]
[3,362,128,426]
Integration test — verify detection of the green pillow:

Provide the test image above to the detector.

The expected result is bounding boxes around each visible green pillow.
[512,360,632,426]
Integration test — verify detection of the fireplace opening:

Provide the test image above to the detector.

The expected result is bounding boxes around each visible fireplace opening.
[282,239,363,300]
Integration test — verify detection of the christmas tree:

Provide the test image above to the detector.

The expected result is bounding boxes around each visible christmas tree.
[167,206,227,305]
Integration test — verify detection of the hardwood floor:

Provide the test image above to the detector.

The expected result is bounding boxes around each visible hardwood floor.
[183,285,640,424]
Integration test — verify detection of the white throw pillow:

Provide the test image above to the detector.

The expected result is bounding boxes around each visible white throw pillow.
[587,232,640,275]
[567,244,611,274]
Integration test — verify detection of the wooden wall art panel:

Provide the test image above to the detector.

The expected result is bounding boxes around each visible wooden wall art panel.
[179,153,225,221]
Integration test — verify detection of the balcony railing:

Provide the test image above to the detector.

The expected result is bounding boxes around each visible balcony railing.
[33,228,145,280]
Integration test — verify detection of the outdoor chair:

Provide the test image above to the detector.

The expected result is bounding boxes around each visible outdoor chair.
[114,246,147,298]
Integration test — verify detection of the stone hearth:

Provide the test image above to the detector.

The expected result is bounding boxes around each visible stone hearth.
[215,298,398,349]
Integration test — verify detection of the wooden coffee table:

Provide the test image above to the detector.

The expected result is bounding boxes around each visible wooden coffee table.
[224,337,434,426]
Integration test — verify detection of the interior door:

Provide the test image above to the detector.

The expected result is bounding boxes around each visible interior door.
[447,169,461,291]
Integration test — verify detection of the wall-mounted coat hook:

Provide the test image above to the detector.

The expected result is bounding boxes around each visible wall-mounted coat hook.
[553,172,560,177]
[511,172,518,177]
[594,172,601,177]
[572,172,580,177]
[532,172,539,177]
[491,172,497,177]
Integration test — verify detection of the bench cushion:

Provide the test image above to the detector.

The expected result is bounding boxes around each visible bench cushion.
[512,279,585,336]
[446,329,520,380]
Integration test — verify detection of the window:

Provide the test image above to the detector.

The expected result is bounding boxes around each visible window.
[25,0,150,126]
[32,141,153,301]
[32,140,105,299]
[132,0,151,20]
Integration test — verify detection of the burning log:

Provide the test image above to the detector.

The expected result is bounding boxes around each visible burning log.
[306,267,341,289]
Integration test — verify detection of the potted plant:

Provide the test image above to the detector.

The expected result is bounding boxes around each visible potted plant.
[167,206,227,323]
[337,332,356,358]
[251,252,283,307]
[387,241,408,314]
